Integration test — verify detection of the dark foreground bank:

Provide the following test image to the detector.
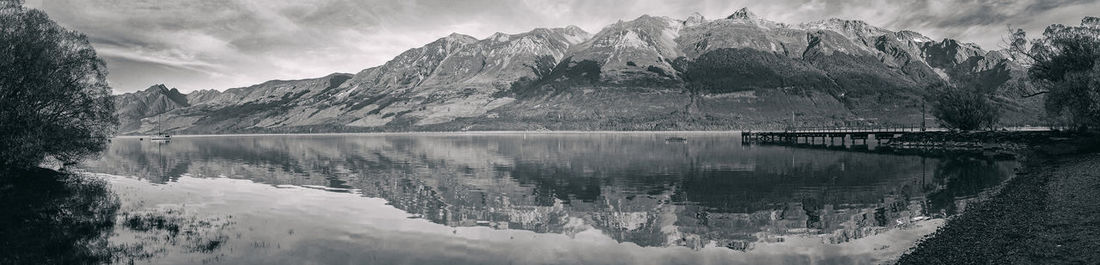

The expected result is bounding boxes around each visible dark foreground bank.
[897,135,1100,264]
[0,168,119,264]
[0,167,231,265]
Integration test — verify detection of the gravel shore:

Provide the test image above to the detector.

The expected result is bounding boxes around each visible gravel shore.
[896,136,1100,264]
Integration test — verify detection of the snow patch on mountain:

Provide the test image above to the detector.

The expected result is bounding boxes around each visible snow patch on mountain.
[561,25,592,45]
[616,30,649,49]
[683,12,706,27]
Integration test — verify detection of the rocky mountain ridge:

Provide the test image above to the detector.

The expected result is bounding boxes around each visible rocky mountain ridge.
[114,8,1067,134]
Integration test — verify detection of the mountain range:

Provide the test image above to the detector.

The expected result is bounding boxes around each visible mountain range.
[113,8,1079,135]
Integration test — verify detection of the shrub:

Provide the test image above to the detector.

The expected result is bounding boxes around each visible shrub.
[0,3,117,169]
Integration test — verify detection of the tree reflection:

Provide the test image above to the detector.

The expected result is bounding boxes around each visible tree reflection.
[0,168,119,264]
[925,155,1011,216]
[0,167,234,264]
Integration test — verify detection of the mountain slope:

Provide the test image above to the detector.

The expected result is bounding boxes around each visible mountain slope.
[489,9,1040,130]
[113,8,1049,134]
[114,84,190,132]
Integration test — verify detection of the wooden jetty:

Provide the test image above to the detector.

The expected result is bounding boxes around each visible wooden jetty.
[741,127,929,147]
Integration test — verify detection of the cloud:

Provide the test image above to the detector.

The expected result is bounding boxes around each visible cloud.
[22,0,1100,93]
[95,45,221,72]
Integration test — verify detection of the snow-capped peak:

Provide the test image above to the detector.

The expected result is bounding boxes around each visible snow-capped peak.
[564,25,586,33]
[799,18,892,40]
[443,33,477,43]
[727,7,758,20]
[684,12,706,27]
[489,32,510,42]
[896,30,933,43]
[558,25,593,45]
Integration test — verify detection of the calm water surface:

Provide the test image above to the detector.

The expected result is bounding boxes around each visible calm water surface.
[76,132,1017,264]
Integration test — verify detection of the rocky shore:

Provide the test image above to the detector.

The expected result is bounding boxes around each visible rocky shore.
[896,133,1100,264]
[881,131,1086,159]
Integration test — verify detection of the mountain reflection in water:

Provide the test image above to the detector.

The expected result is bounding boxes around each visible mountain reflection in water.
[80,133,1016,263]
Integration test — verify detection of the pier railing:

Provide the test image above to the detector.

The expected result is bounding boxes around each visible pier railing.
[738,126,941,147]
[740,123,1071,134]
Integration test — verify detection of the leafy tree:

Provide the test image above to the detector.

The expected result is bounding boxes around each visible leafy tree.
[1,2,117,169]
[1031,37,1100,130]
[930,86,1001,131]
[1008,19,1100,130]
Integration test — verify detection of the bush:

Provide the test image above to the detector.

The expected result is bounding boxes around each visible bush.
[0,3,117,169]
[931,87,1001,131]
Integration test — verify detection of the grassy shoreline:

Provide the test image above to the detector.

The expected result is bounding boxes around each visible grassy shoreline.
[896,134,1100,264]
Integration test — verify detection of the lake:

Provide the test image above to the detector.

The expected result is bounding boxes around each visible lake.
[74,132,1017,264]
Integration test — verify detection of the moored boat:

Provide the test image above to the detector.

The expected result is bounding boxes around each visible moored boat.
[665,136,687,143]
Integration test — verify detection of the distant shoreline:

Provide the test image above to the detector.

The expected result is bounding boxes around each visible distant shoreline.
[115,130,749,138]
[117,127,1062,138]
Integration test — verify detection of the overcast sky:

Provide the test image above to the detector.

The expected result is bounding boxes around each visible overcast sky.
[23,0,1100,94]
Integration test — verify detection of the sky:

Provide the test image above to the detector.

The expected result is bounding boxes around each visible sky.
[22,0,1100,94]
